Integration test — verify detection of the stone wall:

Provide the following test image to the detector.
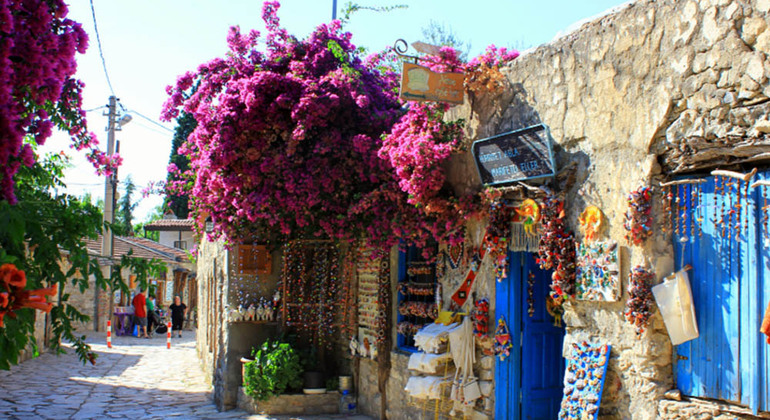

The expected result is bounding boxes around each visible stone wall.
[197,239,283,411]
[440,0,770,419]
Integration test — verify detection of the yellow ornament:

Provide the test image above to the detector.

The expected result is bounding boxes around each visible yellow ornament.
[579,206,604,241]
[515,198,541,236]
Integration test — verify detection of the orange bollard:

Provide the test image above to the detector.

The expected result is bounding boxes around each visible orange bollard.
[107,320,112,348]
[167,321,172,349]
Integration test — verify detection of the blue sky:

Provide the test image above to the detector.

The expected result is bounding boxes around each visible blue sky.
[42,0,628,222]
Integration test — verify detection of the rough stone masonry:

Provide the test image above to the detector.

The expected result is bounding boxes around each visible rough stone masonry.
[441,0,770,418]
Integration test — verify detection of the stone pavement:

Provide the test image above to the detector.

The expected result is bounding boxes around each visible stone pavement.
[0,330,372,420]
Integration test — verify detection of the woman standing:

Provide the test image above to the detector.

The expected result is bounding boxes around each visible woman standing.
[169,295,187,338]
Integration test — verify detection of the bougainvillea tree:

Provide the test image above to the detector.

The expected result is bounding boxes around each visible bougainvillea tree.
[163,1,520,252]
[0,0,119,204]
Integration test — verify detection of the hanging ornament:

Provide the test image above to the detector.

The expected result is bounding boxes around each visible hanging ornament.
[527,272,535,317]
[546,294,564,327]
[537,195,577,301]
[624,266,655,337]
[624,186,653,246]
[674,184,681,239]
[696,181,704,238]
[493,316,514,361]
[446,242,464,270]
[485,199,512,282]
[578,206,604,242]
[472,298,490,337]
[744,179,750,235]
[662,185,673,234]
[515,198,542,236]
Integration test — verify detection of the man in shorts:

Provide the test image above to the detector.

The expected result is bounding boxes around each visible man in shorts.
[132,288,149,338]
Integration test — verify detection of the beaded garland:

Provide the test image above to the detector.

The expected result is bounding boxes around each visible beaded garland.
[624,186,653,246]
[375,257,391,345]
[281,240,342,350]
[537,195,577,300]
[624,266,655,336]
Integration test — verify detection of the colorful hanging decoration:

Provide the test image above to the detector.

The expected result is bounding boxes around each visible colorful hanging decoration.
[493,316,513,361]
[578,205,604,242]
[375,257,391,346]
[485,200,511,282]
[624,266,655,336]
[575,240,620,302]
[281,241,342,350]
[624,186,652,246]
[446,242,464,270]
[451,246,486,307]
[537,195,577,300]
[558,342,611,420]
[661,185,674,233]
[546,294,564,327]
[515,198,542,236]
[398,301,439,319]
[527,272,535,317]
[472,297,490,337]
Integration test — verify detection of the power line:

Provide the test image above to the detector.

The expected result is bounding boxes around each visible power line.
[85,105,107,112]
[89,0,116,97]
[128,109,174,133]
[131,120,174,137]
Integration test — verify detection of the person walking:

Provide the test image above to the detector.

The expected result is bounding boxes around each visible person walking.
[132,288,150,338]
[169,295,187,338]
[146,294,159,337]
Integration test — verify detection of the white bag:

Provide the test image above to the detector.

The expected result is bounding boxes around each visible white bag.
[652,269,699,345]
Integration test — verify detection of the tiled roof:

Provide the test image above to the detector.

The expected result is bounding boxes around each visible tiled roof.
[144,218,195,231]
[84,235,191,265]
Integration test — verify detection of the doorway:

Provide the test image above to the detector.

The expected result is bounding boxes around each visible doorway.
[494,251,565,419]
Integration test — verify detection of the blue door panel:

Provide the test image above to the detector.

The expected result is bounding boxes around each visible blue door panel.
[496,252,564,420]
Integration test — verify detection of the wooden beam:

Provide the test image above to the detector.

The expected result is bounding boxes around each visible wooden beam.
[710,167,757,181]
[659,179,707,187]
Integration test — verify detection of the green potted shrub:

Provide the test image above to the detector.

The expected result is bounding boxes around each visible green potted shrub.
[243,339,303,401]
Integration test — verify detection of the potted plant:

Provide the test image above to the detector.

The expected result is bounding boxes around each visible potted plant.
[301,346,325,392]
[243,339,303,401]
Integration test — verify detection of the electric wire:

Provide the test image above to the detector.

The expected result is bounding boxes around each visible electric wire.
[89,0,116,97]
[127,110,174,133]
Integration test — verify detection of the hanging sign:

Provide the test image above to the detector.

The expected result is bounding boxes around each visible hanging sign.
[399,62,464,105]
[471,124,556,186]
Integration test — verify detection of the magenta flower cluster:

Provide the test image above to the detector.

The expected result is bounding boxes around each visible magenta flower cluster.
[162,1,519,252]
[0,0,118,204]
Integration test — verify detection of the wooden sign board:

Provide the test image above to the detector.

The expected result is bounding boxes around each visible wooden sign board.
[471,124,556,186]
[399,62,464,105]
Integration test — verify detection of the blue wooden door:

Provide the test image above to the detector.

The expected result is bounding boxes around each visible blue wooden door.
[520,254,565,419]
[496,252,565,419]
[673,171,770,414]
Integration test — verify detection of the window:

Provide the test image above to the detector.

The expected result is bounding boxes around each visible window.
[673,171,770,413]
[397,244,439,351]
[173,240,187,250]
[236,244,272,275]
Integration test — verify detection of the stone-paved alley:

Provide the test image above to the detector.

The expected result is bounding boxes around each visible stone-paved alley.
[0,331,372,420]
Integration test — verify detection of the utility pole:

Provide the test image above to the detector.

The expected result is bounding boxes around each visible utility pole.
[332,0,337,20]
[98,95,120,331]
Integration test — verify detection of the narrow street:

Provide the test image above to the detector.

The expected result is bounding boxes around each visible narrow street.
[0,331,371,420]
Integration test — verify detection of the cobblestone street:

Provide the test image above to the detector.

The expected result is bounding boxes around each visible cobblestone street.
[0,331,371,420]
